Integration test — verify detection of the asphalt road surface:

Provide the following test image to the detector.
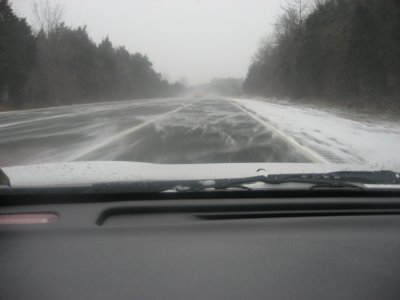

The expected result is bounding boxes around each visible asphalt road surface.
[0,97,319,167]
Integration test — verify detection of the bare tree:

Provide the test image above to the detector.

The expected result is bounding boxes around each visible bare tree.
[274,6,299,43]
[253,36,276,63]
[282,0,312,25]
[312,0,329,8]
[31,0,65,34]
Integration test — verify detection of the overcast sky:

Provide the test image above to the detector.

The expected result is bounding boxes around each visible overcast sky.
[11,0,282,85]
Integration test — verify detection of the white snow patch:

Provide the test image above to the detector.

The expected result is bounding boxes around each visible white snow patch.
[230,98,400,171]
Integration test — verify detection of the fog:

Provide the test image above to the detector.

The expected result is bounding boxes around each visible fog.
[11,0,282,85]
[2,0,400,170]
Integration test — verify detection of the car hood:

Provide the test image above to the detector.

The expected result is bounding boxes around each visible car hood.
[1,161,378,189]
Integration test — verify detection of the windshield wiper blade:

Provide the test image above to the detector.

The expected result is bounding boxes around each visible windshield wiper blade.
[267,170,400,185]
[263,170,400,188]
[89,170,400,193]
[184,170,400,191]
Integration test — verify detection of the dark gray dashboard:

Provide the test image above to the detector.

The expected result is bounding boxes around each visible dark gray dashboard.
[1,198,400,300]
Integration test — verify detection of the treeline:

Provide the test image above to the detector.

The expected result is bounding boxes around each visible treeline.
[244,0,400,108]
[0,0,185,109]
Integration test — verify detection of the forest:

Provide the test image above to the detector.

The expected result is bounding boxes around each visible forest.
[243,0,400,109]
[2,0,399,110]
[0,0,185,109]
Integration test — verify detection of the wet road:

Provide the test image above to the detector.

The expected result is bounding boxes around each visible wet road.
[0,97,319,167]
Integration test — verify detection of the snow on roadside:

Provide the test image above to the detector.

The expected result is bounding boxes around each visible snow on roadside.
[230,98,400,171]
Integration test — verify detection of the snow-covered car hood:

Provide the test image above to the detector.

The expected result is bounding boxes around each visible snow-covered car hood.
[1,161,377,188]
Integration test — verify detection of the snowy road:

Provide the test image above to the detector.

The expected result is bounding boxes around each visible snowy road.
[0,97,399,169]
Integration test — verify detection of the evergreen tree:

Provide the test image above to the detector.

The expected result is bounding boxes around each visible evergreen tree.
[244,0,400,108]
[0,0,36,108]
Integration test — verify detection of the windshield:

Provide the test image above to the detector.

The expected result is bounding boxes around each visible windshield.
[0,0,399,191]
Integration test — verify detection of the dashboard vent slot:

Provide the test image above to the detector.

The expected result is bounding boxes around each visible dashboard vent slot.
[196,210,400,220]
[97,205,400,226]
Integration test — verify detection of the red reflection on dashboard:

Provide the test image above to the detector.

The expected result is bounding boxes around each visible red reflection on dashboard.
[0,213,58,225]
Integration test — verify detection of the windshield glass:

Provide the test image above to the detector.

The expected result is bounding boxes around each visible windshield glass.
[1,0,399,191]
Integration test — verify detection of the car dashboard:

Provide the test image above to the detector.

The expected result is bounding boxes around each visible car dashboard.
[1,194,400,300]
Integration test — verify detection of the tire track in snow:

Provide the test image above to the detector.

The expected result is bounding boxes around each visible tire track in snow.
[227,100,329,163]
[0,113,80,129]
[0,98,180,129]
[68,102,196,161]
